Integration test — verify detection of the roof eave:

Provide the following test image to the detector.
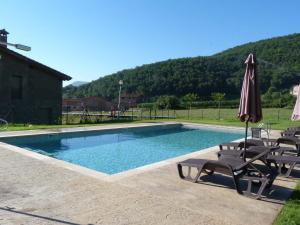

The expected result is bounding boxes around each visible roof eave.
[0,46,72,81]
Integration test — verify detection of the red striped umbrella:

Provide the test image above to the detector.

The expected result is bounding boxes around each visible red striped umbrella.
[238,53,263,159]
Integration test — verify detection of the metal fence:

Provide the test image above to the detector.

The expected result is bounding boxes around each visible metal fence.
[61,107,294,125]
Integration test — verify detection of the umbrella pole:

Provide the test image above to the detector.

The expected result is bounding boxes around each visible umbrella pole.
[243,119,249,161]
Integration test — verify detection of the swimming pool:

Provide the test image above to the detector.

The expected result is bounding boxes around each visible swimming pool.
[0,125,243,175]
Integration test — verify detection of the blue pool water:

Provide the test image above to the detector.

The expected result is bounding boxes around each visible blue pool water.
[1,125,243,174]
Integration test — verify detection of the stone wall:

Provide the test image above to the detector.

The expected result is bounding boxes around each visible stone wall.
[0,51,63,124]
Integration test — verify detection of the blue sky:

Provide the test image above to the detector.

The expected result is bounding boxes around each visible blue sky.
[1,0,299,85]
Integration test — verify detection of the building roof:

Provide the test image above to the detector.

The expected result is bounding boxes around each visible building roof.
[0,46,72,81]
[63,96,110,103]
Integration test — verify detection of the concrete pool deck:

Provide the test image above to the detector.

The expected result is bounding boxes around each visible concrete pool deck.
[0,123,299,225]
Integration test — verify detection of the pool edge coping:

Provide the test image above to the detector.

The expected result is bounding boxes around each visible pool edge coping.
[0,122,246,182]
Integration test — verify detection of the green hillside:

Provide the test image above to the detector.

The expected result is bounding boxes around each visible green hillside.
[63,33,300,103]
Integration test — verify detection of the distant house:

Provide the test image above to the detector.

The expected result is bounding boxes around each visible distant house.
[63,96,112,112]
[62,98,83,111]
[83,96,112,111]
[0,29,72,124]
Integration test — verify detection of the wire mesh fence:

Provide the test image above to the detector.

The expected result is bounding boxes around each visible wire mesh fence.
[61,107,294,125]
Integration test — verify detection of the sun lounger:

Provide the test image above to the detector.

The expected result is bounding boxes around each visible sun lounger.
[177,147,276,199]
[219,139,265,151]
[218,139,280,159]
[276,137,300,156]
[219,140,300,177]
[287,127,300,130]
[219,137,300,157]
[281,127,300,137]
[266,154,300,177]
[281,130,299,137]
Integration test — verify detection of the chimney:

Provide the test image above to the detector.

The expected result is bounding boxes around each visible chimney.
[0,29,9,47]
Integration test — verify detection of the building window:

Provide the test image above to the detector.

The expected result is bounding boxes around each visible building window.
[11,75,23,100]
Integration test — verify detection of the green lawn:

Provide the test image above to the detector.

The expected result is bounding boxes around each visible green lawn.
[2,119,137,131]
[273,182,300,225]
[4,107,299,131]
[174,108,300,130]
[125,107,300,130]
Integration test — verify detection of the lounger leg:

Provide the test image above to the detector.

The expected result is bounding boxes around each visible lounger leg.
[192,168,202,183]
[233,175,243,195]
[188,166,191,178]
[177,164,204,182]
[246,179,252,195]
[285,162,296,177]
[242,176,269,199]
[177,164,189,180]
[278,162,296,177]
[256,179,268,199]
[277,162,288,177]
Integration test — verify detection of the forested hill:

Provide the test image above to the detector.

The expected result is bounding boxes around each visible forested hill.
[63,33,300,102]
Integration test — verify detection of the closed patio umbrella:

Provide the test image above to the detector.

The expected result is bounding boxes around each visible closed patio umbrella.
[238,53,263,160]
[291,85,300,121]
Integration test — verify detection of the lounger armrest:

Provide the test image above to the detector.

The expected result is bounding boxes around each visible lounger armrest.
[234,146,278,171]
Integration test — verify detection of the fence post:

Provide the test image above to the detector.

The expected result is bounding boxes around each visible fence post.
[155,109,157,119]
[132,107,134,120]
[66,107,69,125]
[168,109,169,119]
[150,108,152,120]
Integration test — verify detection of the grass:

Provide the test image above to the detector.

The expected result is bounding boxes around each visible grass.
[174,108,300,130]
[3,107,300,131]
[124,107,300,130]
[274,181,300,225]
[2,107,299,129]
[3,119,137,131]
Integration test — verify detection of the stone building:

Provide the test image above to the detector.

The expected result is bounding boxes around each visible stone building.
[0,29,71,124]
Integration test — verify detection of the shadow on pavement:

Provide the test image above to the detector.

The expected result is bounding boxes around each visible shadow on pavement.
[0,206,90,225]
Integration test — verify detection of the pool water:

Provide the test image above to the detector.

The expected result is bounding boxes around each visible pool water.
[1,125,243,174]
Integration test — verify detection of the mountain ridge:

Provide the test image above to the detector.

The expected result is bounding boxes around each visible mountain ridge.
[63,33,300,102]
[67,81,88,87]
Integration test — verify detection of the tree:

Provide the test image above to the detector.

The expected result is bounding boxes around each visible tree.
[211,92,226,120]
[156,95,179,109]
[182,93,198,119]
[63,33,300,105]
